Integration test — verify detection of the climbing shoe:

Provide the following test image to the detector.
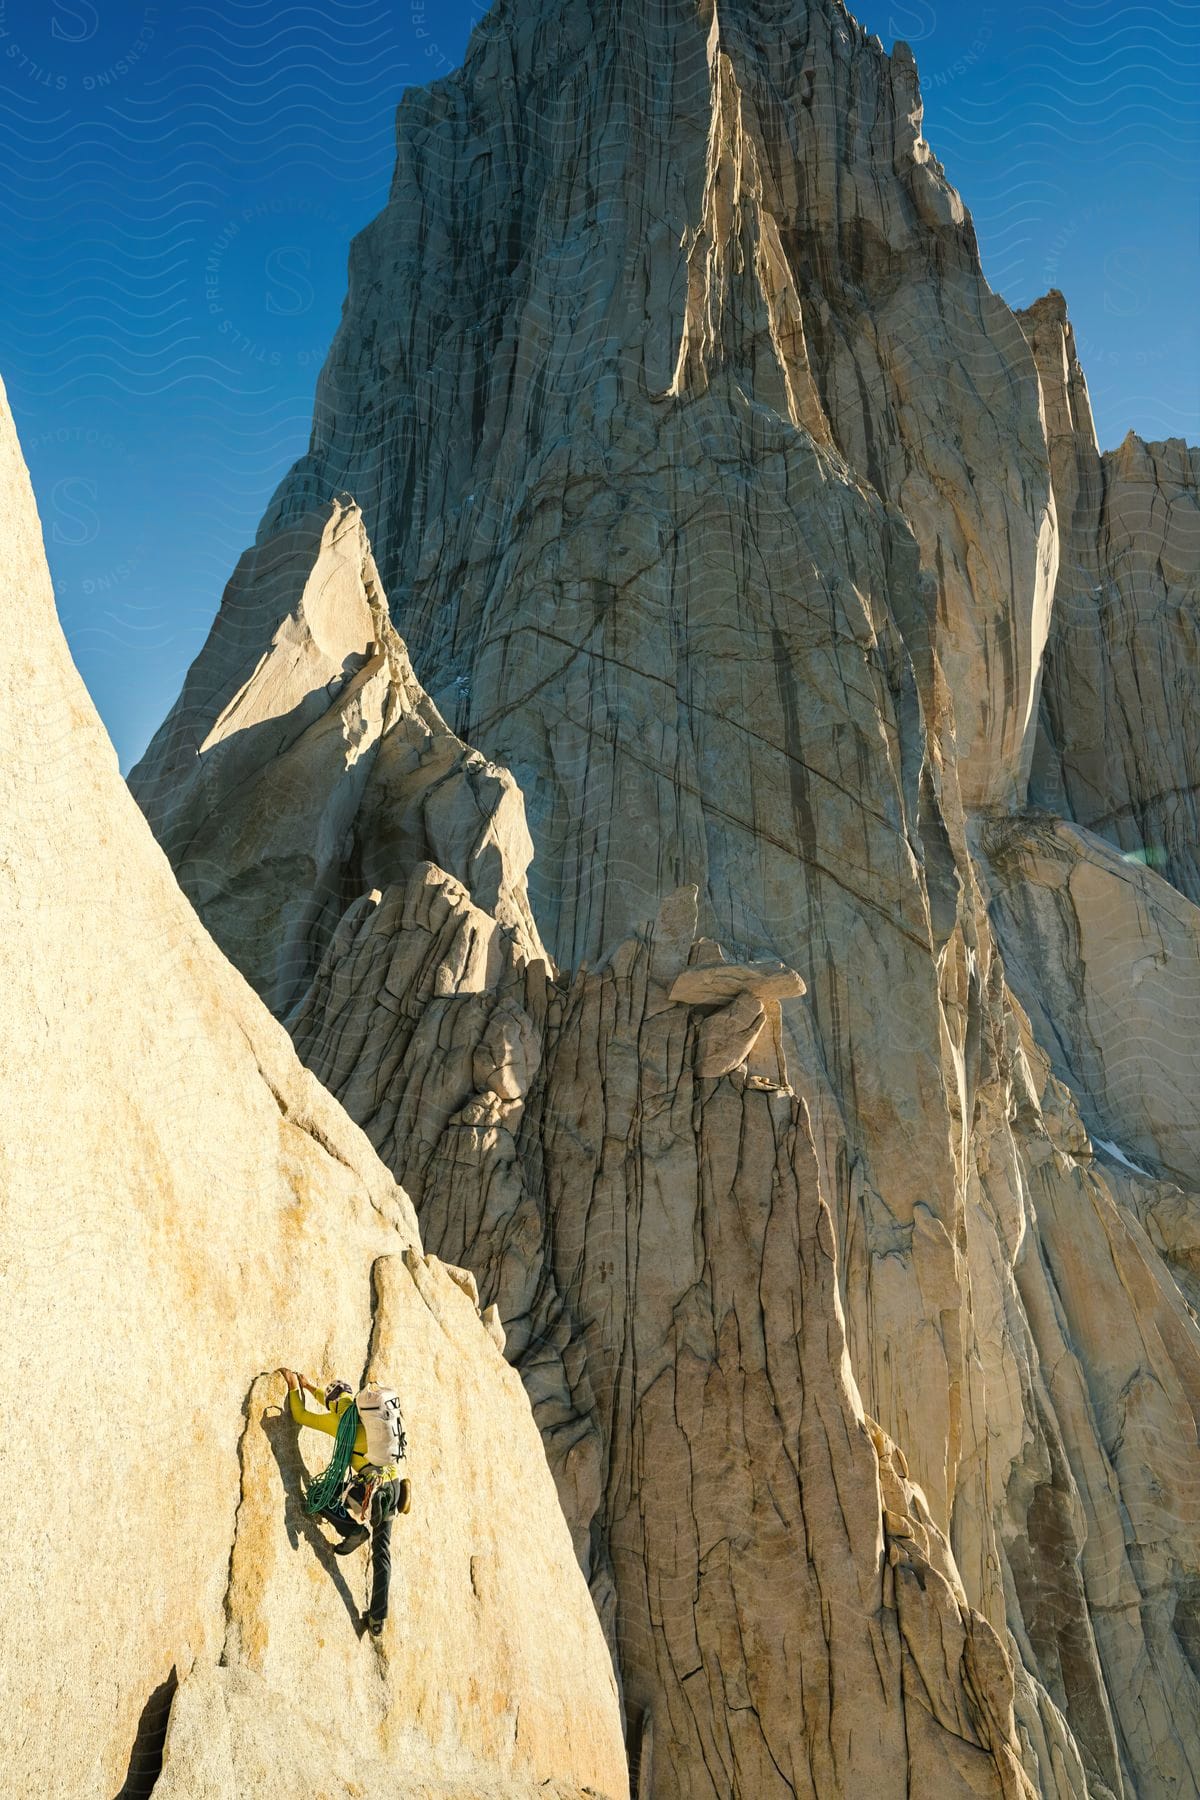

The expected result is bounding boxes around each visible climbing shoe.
[333,1524,369,1556]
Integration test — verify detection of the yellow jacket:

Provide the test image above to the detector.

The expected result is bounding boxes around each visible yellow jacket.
[288,1387,371,1473]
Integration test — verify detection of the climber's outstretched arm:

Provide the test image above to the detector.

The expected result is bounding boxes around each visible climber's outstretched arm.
[281,1368,338,1436]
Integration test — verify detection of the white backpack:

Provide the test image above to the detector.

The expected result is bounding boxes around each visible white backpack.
[356,1385,406,1468]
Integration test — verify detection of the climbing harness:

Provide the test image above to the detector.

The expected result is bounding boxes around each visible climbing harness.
[351,1473,377,1524]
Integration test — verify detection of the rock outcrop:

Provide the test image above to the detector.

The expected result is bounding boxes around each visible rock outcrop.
[126,2,1200,1797]
[0,376,627,1800]
[293,850,1054,1800]
[132,494,545,1017]
[982,813,1200,1191]
[1022,293,1200,905]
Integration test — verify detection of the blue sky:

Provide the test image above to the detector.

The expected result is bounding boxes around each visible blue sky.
[1,0,1196,771]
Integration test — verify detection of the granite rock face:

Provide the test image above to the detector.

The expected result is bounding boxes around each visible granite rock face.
[982,814,1200,1191]
[132,495,545,1017]
[293,875,1045,1800]
[129,1,1200,1797]
[1023,293,1200,905]
[0,379,626,1800]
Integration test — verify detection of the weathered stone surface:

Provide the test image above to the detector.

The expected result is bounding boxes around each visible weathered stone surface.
[130,495,546,1016]
[692,989,767,1077]
[155,1664,614,1800]
[0,380,626,1800]
[982,813,1200,1189]
[128,2,1200,1798]
[1024,291,1200,904]
[669,960,805,1005]
[257,0,1054,896]
[287,816,1200,1798]
[294,859,1041,1798]
[1002,1009,1200,1798]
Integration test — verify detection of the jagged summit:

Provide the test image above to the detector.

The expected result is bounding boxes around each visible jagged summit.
[250,0,1049,974]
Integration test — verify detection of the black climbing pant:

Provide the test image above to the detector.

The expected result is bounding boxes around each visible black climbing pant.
[322,1477,404,1625]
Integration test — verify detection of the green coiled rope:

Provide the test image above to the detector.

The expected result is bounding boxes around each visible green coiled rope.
[303,1402,360,1515]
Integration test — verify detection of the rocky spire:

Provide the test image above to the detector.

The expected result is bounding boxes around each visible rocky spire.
[130,2,1200,1795]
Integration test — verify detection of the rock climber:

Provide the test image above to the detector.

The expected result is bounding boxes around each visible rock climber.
[281,1369,409,1639]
